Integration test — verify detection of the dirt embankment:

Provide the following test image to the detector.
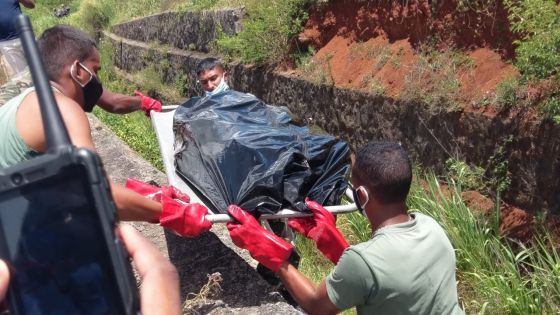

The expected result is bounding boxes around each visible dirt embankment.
[294,0,519,106]
[292,0,560,243]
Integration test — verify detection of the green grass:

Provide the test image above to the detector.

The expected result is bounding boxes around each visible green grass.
[93,108,163,170]
[409,172,560,314]
[216,0,313,64]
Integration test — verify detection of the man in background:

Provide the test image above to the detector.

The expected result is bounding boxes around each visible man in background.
[196,57,230,96]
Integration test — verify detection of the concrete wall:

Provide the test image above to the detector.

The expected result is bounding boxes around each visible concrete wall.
[105,18,560,215]
[111,8,245,52]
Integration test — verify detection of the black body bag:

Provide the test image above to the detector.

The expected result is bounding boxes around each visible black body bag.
[173,90,351,215]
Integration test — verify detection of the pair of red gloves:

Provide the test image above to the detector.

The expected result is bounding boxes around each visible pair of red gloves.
[126,178,212,237]
[135,91,162,117]
[227,198,349,272]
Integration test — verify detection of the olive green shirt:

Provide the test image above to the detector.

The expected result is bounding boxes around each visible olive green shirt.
[0,86,37,168]
[326,212,464,315]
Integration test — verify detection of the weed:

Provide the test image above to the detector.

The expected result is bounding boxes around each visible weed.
[494,76,520,108]
[293,46,316,68]
[217,0,313,64]
[390,57,401,70]
[401,46,467,111]
[300,53,334,85]
[375,52,390,71]
[542,96,560,124]
[445,158,486,191]
[175,71,189,97]
[487,136,512,195]
[370,79,386,96]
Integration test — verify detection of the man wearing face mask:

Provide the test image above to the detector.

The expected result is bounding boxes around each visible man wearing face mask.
[0,25,212,238]
[195,57,230,97]
[226,141,463,314]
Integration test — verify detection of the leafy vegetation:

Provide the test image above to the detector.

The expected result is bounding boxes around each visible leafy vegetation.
[505,0,560,80]
[217,0,313,64]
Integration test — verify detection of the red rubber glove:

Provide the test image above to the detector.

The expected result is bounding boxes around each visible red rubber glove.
[125,178,190,203]
[289,198,349,264]
[227,205,293,272]
[135,91,162,117]
[160,195,212,237]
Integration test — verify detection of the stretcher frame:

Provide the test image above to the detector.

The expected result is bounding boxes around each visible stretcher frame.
[151,105,358,224]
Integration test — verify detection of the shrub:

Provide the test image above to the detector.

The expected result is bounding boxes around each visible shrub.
[542,95,560,124]
[445,158,486,191]
[494,76,520,108]
[217,0,313,64]
[505,0,560,79]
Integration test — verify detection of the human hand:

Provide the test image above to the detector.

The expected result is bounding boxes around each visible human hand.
[119,224,180,315]
[0,260,9,302]
[227,205,293,272]
[160,195,212,237]
[134,91,162,117]
[125,178,190,203]
[288,198,349,264]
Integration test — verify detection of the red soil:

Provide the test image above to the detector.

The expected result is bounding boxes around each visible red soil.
[294,0,519,105]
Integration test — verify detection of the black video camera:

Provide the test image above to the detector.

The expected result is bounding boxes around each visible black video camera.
[0,16,140,314]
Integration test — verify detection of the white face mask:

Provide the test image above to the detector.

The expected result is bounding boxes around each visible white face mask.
[352,186,370,218]
[205,75,229,97]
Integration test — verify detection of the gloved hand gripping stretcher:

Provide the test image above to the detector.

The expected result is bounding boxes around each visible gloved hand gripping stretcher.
[148,93,358,224]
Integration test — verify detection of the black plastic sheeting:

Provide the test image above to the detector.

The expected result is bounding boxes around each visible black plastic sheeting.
[173,91,351,216]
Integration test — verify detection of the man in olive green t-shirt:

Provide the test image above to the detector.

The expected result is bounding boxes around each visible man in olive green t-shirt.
[225,141,464,314]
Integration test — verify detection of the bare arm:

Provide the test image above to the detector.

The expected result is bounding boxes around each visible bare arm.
[277,262,340,315]
[17,93,162,222]
[97,89,141,114]
[18,0,35,9]
[120,225,181,315]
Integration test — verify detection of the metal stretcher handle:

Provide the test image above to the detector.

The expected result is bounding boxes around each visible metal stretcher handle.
[203,188,357,223]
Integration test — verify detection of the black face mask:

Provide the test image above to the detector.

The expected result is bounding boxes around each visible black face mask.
[71,62,103,112]
[82,75,103,112]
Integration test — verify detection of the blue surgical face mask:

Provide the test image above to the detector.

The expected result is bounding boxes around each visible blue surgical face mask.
[205,75,229,97]
[352,186,370,218]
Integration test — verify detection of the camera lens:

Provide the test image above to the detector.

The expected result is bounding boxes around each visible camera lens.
[11,173,23,185]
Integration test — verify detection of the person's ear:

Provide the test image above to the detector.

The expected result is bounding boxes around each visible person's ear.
[70,60,87,85]
[223,71,229,82]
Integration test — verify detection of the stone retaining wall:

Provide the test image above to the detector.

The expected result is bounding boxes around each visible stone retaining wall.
[111,8,245,52]
[105,24,560,215]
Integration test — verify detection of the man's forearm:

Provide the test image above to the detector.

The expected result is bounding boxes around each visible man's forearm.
[111,183,162,222]
[98,90,141,114]
[277,262,339,315]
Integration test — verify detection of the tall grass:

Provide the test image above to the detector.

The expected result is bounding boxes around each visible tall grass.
[408,172,560,314]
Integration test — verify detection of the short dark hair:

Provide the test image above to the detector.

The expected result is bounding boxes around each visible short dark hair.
[354,141,412,204]
[38,25,97,81]
[195,57,224,75]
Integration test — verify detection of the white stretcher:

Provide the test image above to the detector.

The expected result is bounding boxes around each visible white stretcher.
[151,105,358,224]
